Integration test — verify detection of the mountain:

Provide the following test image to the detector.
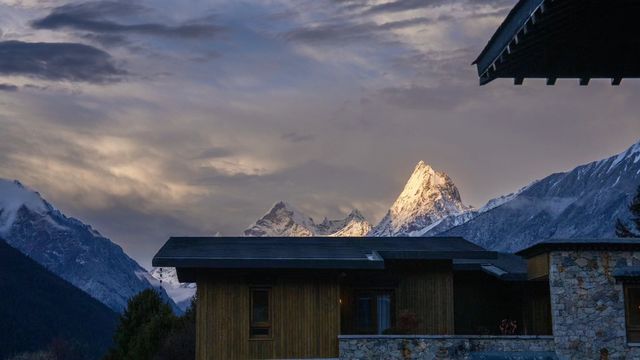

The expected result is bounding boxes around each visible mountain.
[0,238,118,359]
[244,201,372,237]
[443,140,640,252]
[328,210,373,237]
[149,266,196,311]
[0,179,177,312]
[370,161,473,236]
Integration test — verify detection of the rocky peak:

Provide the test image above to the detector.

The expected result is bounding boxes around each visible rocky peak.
[370,161,472,236]
[244,201,371,237]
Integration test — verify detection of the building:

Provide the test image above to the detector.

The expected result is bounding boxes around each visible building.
[473,0,640,85]
[517,238,640,359]
[153,237,555,359]
[153,236,640,359]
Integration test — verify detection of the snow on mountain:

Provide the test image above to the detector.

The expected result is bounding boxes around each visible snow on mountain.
[244,201,372,237]
[244,201,316,236]
[0,179,178,313]
[443,140,640,252]
[370,161,473,236]
[149,267,196,311]
[328,210,372,237]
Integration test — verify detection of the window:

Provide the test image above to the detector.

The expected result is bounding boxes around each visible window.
[356,290,394,334]
[625,285,640,343]
[250,288,271,339]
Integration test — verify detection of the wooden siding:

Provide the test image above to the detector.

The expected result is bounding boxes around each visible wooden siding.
[196,272,340,360]
[394,261,454,334]
[527,253,549,280]
[340,261,454,335]
[523,281,552,335]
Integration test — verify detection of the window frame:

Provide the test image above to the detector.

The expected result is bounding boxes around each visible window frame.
[354,288,395,335]
[249,287,273,340]
[625,284,640,343]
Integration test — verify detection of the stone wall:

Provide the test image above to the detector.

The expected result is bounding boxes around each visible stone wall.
[338,335,555,359]
[549,250,640,359]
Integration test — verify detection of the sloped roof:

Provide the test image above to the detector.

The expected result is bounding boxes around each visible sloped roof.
[517,238,640,258]
[474,0,640,85]
[152,236,496,270]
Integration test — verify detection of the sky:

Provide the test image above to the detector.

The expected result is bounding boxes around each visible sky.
[1,0,640,269]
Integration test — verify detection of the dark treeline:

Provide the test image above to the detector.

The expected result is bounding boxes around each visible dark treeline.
[104,289,196,360]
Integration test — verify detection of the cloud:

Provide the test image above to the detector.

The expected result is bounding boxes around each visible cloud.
[281,132,315,143]
[365,0,514,14]
[284,17,434,44]
[0,40,125,83]
[0,83,18,92]
[194,147,234,160]
[32,1,222,39]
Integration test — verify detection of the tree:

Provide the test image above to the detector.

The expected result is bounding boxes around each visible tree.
[105,290,176,360]
[154,297,196,360]
[616,185,640,238]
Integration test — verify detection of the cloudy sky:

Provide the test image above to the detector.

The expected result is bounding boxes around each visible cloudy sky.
[1,0,639,268]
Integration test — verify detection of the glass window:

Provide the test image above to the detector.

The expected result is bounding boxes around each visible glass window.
[356,290,394,334]
[250,288,271,339]
[377,294,392,334]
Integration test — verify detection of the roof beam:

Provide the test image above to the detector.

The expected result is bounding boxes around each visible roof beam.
[612,77,622,86]
[546,77,557,85]
[579,78,590,86]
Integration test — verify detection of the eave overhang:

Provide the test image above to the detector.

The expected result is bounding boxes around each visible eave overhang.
[517,238,640,259]
[474,0,640,86]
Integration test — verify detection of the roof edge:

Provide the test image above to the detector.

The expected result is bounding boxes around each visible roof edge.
[516,239,640,258]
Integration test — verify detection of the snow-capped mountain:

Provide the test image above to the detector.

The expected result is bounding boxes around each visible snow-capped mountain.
[370,161,473,236]
[443,140,640,252]
[328,210,373,237]
[244,201,371,237]
[149,267,196,310]
[244,201,371,236]
[244,201,316,236]
[0,179,177,313]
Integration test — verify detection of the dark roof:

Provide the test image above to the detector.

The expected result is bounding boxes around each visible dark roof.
[613,266,640,280]
[453,253,527,281]
[152,236,496,270]
[474,0,640,85]
[516,238,640,258]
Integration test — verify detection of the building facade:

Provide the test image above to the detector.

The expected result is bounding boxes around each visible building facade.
[152,237,640,359]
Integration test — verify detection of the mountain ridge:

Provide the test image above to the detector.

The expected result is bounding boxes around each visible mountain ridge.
[442,140,640,251]
[0,179,178,313]
[243,201,372,237]
[0,238,118,359]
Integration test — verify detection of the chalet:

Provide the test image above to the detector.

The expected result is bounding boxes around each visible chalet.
[473,0,640,85]
[153,237,556,359]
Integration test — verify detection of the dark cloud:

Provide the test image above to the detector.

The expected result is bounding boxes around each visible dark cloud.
[281,132,315,143]
[0,40,125,83]
[32,0,222,39]
[0,83,19,92]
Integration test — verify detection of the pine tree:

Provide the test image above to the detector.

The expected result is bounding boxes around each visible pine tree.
[105,289,176,360]
[616,185,640,238]
[154,296,196,360]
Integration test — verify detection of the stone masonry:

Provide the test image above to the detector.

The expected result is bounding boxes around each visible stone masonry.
[339,335,555,359]
[549,250,640,359]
